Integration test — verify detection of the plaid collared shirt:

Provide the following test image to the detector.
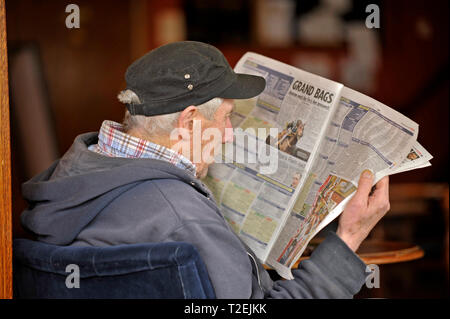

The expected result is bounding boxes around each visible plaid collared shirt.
[88,120,197,176]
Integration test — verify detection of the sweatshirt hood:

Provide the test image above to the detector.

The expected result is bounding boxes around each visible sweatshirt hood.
[21,132,206,245]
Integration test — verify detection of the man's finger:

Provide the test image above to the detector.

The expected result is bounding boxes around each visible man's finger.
[372,176,389,197]
[353,169,375,203]
[369,176,389,204]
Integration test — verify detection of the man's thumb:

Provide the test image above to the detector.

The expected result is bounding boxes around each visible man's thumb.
[354,169,374,201]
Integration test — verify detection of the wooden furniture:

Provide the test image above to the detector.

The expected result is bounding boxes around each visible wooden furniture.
[0,0,13,300]
[264,239,425,270]
[370,183,448,275]
[353,241,424,265]
[299,239,424,267]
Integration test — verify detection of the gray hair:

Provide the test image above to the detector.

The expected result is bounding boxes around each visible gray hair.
[118,89,223,135]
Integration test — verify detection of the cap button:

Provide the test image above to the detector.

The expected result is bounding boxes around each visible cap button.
[187,84,194,90]
[184,74,191,79]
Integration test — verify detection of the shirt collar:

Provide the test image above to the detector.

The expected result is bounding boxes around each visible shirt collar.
[89,120,197,176]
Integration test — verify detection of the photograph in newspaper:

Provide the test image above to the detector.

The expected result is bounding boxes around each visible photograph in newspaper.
[389,141,433,175]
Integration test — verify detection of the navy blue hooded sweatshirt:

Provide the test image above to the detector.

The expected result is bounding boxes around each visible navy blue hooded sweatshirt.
[21,132,367,298]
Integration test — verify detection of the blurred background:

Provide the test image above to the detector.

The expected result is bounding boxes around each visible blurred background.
[5,0,449,298]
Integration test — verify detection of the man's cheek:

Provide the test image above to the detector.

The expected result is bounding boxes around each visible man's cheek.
[201,127,223,164]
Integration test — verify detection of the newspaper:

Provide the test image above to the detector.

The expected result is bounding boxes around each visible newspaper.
[204,52,432,279]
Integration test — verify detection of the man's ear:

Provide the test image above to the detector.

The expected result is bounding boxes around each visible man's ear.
[178,105,198,131]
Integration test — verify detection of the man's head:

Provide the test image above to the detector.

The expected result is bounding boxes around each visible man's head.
[291,172,301,188]
[118,41,266,178]
[296,120,305,137]
[407,151,419,161]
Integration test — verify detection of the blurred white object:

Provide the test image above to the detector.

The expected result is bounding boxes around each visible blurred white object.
[255,0,295,47]
[297,0,351,46]
[323,0,352,14]
[340,22,381,93]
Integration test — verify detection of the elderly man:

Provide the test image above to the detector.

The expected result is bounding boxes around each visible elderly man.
[21,41,390,299]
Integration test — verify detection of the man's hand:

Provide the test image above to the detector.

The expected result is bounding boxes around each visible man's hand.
[336,170,390,252]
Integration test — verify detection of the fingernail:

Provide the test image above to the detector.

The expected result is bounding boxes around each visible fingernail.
[362,169,373,178]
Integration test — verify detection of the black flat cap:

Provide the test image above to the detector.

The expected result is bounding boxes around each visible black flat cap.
[124,41,266,116]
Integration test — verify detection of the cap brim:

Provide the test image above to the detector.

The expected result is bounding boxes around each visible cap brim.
[217,73,266,99]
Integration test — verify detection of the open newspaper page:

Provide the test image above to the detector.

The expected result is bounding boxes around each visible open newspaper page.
[266,86,420,279]
[204,52,343,263]
[388,141,432,175]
